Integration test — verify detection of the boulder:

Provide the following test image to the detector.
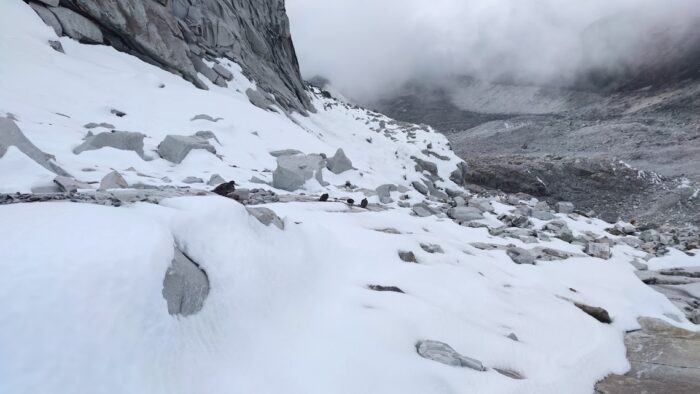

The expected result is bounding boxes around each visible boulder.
[49,7,103,44]
[412,181,429,196]
[575,303,612,323]
[272,153,326,191]
[506,247,535,265]
[53,176,91,193]
[162,247,209,317]
[246,207,284,230]
[469,199,494,213]
[556,202,575,214]
[29,3,63,36]
[447,207,483,222]
[157,135,216,164]
[193,130,220,144]
[98,170,128,190]
[74,131,147,160]
[398,251,418,263]
[326,148,353,174]
[190,114,222,122]
[83,122,115,130]
[1,116,69,176]
[586,242,611,259]
[415,340,487,371]
[367,285,404,293]
[420,243,444,254]
[413,157,438,177]
[182,177,203,184]
[246,88,275,111]
[532,210,556,221]
[376,184,398,204]
[412,203,437,217]
[212,63,233,80]
[207,174,226,186]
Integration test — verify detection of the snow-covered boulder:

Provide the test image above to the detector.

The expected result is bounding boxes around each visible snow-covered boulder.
[157,135,216,164]
[272,153,326,191]
[74,131,147,160]
[326,148,353,174]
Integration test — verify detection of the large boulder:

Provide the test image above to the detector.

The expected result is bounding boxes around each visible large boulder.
[162,247,209,317]
[246,207,284,230]
[272,153,326,191]
[376,184,398,204]
[326,148,353,174]
[157,135,216,164]
[447,206,483,222]
[49,6,103,44]
[99,170,128,190]
[74,130,147,159]
[0,116,69,176]
[416,340,487,371]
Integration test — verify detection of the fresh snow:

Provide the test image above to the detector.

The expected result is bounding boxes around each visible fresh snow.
[0,1,697,394]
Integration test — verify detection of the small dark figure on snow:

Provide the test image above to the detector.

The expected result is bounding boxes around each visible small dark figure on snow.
[360,198,368,209]
[212,181,236,196]
[319,193,329,202]
[347,198,355,206]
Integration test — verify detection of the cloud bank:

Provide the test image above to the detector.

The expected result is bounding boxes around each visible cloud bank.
[287,0,700,102]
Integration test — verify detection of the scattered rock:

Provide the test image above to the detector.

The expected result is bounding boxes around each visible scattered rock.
[207,174,226,186]
[415,340,487,371]
[110,109,126,117]
[447,206,483,222]
[420,243,444,254]
[376,184,398,204]
[246,88,275,111]
[74,130,147,160]
[193,130,220,144]
[326,148,353,174]
[53,176,91,193]
[157,134,216,164]
[575,303,612,323]
[494,368,525,380]
[412,180,429,195]
[84,122,115,130]
[182,176,203,184]
[398,251,418,263]
[272,153,326,191]
[99,170,128,190]
[586,242,612,259]
[368,285,404,293]
[412,203,437,217]
[162,247,209,317]
[190,114,222,122]
[246,207,284,230]
[506,247,535,265]
[556,202,575,214]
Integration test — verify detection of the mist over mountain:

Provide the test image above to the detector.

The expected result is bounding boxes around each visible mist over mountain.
[288,0,700,102]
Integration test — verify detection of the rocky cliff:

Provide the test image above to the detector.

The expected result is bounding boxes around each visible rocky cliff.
[28,0,311,113]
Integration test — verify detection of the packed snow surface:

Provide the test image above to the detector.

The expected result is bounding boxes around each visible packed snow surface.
[0,2,697,394]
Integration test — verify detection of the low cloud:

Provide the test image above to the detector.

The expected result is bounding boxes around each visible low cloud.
[287,0,700,102]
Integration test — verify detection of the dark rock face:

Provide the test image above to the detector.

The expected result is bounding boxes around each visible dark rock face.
[40,0,310,113]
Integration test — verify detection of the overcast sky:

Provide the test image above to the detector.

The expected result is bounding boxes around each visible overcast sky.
[286,0,700,102]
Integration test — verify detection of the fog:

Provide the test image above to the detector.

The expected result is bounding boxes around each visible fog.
[286,0,700,102]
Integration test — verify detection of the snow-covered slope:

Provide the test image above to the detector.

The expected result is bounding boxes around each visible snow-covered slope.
[0,2,698,394]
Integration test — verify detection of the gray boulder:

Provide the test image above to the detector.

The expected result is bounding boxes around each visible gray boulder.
[213,63,233,80]
[326,148,353,174]
[74,130,147,160]
[447,206,483,222]
[182,177,204,184]
[99,170,128,190]
[29,3,63,36]
[416,340,487,371]
[84,122,115,130]
[157,135,216,164]
[193,130,220,144]
[413,157,438,177]
[246,88,275,111]
[1,117,69,176]
[469,199,494,213]
[412,203,438,217]
[556,202,575,214]
[420,243,444,254]
[586,242,612,259]
[532,210,556,220]
[272,153,326,191]
[412,181,429,196]
[190,114,222,122]
[49,6,103,44]
[162,247,209,317]
[207,174,226,186]
[506,247,535,265]
[376,184,398,204]
[247,207,284,230]
[53,176,91,193]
